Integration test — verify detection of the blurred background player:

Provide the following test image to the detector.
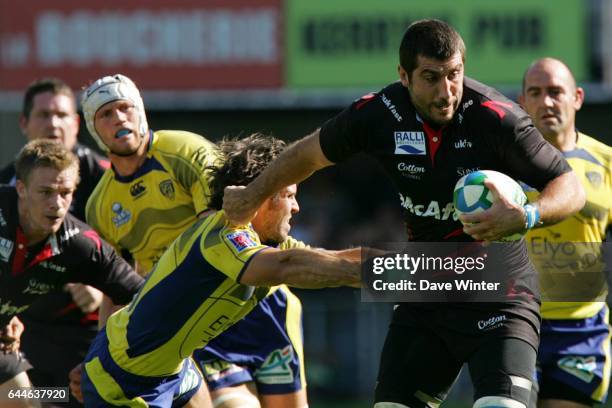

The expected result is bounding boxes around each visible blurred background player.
[81,74,308,408]
[0,78,109,407]
[0,140,142,408]
[223,19,585,408]
[520,58,612,408]
[78,133,360,407]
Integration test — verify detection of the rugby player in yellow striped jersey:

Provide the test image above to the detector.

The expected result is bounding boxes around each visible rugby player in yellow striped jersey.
[75,75,312,408]
[78,133,361,407]
[520,58,612,408]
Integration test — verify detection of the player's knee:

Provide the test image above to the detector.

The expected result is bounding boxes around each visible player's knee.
[373,403,412,408]
[473,396,526,408]
[212,391,261,408]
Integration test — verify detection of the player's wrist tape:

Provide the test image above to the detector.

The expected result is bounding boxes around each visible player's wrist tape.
[523,204,540,230]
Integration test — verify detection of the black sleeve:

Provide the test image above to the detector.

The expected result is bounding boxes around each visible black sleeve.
[72,232,144,305]
[0,162,16,184]
[319,94,378,163]
[482,104,572,190]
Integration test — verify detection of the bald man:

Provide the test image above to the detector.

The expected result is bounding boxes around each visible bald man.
[520,58,612,408]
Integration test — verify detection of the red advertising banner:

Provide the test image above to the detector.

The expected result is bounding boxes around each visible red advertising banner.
[0,0,282,90]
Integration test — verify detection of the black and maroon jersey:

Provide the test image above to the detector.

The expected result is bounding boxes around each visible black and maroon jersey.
[320,77,571,242]
[320,77,572,346]
[0,186,143,326]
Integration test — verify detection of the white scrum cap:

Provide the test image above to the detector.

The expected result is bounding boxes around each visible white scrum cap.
[81,74,148,152]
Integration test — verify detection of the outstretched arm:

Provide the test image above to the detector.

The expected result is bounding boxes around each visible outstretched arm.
[240,247,361,289]
[223,130,333,225]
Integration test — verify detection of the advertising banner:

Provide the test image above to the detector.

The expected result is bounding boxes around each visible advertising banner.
[0,0,282,90]
[286,0,586,88]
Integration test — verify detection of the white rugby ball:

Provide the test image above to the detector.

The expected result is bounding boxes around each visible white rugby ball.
[453,170,527,241]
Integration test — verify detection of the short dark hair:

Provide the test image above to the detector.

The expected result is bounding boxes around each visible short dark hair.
[208,133,286,210]
[399,19,466,78]
[22,78,75,118]
[15,139,80,185]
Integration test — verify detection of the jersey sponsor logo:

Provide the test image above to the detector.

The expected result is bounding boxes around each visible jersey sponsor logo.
[59,226,80,243]
[129,180,147,198]
[477,314,506,331]
[399,193,457,221]
[557,356,597,383]
[111,202,131,227]
[0,237,13,262]
[0,209,6,227]
[39,261,67,273]
[397,163,426,180]
[22,278,54,295]
[381,93,403,122]
[254,345,295,385]
[462,99,474,111]
[585,171,603,188]
[159,179,175,200]
[226,231,257,252]
[454,139,473,149]
[0,299,29,316]
[394,131,426,155]
[456,167,480,177]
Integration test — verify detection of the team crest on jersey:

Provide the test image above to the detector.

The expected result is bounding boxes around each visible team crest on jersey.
[254,346,294,384]
[394,131,426,155]
[111,202,131,227]
[159,179,175,200]
[585,172,602,188]
[226,231,257,252]
[557,356,597,383]
[0,237,13,262]
[130,180,147,198]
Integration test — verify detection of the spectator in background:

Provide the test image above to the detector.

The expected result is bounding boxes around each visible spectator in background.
[0,78,109,407]
[520,57,612,408]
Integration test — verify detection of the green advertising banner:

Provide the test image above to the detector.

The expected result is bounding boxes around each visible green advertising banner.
[286,0,586,88]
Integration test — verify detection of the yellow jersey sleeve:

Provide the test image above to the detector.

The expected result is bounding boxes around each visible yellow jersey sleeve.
[202,217,268,282]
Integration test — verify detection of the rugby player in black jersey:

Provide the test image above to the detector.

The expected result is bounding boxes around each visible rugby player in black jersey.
[223,19,585,408]
[0,140,142,407]
[0,79,111,407]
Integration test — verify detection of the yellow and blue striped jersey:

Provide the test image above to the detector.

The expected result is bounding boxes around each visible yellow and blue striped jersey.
[524,133,612,319]
[85,130,220,273]
[104,211,272,377]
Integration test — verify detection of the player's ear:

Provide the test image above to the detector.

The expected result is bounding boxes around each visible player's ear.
[18,114,28,138]
[398,65,410,87]
[573,87,585,111]
[15,179,26,198]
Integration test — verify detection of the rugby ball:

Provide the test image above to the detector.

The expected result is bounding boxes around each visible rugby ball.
[453,170,527,241]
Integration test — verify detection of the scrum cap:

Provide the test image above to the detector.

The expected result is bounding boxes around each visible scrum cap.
[81,74,148,152]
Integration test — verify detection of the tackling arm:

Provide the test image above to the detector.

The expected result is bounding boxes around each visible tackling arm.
[239,247,361,289]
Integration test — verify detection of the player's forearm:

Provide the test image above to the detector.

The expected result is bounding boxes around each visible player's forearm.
[535,170,585,226]
[275,248,361,289]
[248,130,332,204]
